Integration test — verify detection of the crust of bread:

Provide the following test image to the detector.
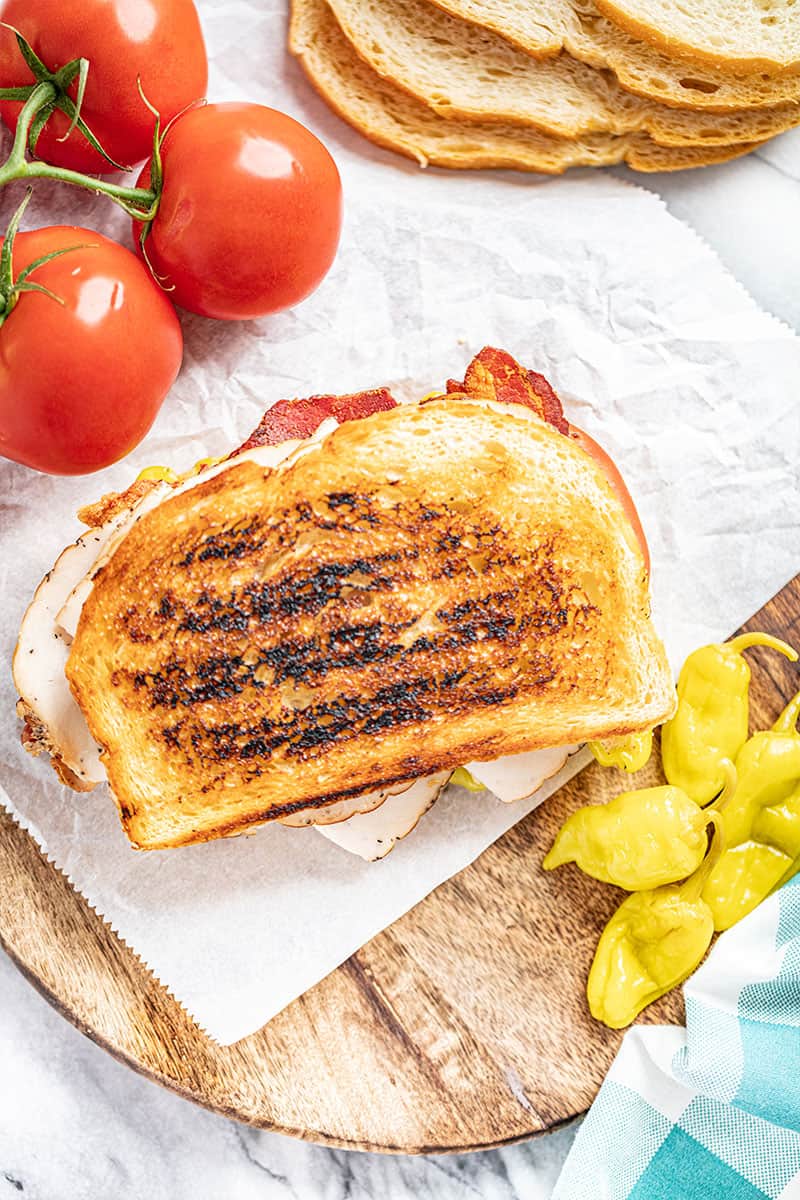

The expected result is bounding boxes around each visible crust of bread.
[78,479,162,529]
[67,397,675,850]
[426,0,800,111]
[592,0,800,74]
[326,0,800,147]
[288,0,764,174]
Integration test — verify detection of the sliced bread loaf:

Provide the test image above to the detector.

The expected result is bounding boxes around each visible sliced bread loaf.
[289,0,763,172]
[593,0,800,72]
[328,0,800,146]
[429,0,800,110]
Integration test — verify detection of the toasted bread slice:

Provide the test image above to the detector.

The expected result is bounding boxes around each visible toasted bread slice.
[67,396,674,850]
[593,0,800,73]
[427,0,800,110]
[289,0,764,173]
[328,0,800,146]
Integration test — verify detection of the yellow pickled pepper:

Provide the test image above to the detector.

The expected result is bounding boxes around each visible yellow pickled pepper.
[543,762,736,891]
[753,780,800,859]
[587,819,721,1028]
[136,464,179,483]
[701,842,792,933]
[136,455,225,487]
[589,731,653,773]
[449,767,485,792]
[752,691,800,857]
[662,633,797,806]
[703,690,800,930]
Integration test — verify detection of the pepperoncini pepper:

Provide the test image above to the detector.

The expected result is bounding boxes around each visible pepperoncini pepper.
[136,455,225,487]
[753,781,800,858]
[136,464,179,483]
[661,632,797,806]
[449,767,485,793]
[701,841,793,932]
[587,821,721,1028]
[702,690,800,930]
[589,731,653,773]
[543,762,736,891]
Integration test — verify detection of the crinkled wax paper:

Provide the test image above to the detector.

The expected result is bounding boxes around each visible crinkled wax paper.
[0,0,798,1042]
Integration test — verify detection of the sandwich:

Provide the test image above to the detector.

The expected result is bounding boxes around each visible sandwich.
[13,348,675,856]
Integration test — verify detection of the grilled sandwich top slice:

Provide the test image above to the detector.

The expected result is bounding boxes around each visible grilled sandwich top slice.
[66,395,674,850]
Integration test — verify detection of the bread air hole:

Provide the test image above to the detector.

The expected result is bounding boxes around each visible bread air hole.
[679,77,721,94]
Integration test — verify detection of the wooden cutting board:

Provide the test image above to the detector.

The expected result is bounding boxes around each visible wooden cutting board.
[0,577,797,1153]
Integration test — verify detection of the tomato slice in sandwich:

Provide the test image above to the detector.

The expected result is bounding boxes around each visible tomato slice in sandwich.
[567,424,650,576]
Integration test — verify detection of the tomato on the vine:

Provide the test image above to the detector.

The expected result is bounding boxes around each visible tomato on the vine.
[0,0,208,173]
[135,103,343,320]
[569,424,650,573]
[0,227,183,475]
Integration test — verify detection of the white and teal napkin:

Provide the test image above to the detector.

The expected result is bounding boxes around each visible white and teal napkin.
[554,876,800,1199]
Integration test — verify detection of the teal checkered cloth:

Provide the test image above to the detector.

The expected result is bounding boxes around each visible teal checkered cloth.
[553,876,800,1199]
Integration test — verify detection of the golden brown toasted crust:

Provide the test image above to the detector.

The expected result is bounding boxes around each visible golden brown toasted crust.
[66,397,674,850]
[288,0,764,173]
[78,479,162,529]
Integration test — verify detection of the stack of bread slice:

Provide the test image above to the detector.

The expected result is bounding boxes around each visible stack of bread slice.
[289,0,800,173]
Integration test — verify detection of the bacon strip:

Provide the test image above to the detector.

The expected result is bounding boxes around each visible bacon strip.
[446,346,569,435]
[234,387,397,454]
[235,349,565,458]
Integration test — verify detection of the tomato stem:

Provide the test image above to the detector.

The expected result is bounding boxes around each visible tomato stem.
[0,27,159,219]
[0,187,96,327]
[0,80,158,219]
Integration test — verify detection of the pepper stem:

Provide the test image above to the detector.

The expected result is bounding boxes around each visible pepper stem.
[709,758,738,814]
[772,689,800,735]
[686,761,736,898]
[683,812,727,901]
[728,632,798,662]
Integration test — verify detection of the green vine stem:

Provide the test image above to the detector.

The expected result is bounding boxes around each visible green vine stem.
[0,187,94,327]
[0,81,158,220]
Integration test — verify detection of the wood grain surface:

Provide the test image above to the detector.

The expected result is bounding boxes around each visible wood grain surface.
[0,576,797,1153]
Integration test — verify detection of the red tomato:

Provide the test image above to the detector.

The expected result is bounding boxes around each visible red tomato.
[569,424,650,574]
[0,0,207,173]
[134,103,343,320]
[0,228,183,475]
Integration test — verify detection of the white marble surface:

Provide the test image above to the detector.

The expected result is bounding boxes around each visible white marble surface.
[2,101,800,1200]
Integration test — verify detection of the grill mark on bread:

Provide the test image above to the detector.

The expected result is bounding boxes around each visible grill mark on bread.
[129,582,560,710]
[182,670,522,769]
[179,554,402,632]
[121,542,580,772]
[114,488,583,773]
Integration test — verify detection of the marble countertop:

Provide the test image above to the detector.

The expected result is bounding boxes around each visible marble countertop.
[2,132,798,1199]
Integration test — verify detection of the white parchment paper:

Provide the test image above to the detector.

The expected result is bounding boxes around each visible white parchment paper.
[1,0,799,1043]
